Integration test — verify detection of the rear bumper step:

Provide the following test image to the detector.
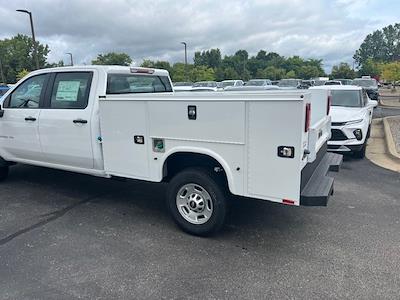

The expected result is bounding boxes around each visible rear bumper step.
[300,149,343,206]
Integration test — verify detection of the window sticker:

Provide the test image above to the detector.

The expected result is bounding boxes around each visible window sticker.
[56,81,81,101]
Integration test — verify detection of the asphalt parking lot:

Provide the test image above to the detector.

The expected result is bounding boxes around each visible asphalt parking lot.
[1,153,399,299]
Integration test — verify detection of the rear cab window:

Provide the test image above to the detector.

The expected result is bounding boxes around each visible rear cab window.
[106,73,172,94]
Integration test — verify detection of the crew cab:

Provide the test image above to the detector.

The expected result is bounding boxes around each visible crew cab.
[310,85,378,158]
[0,66,342,236]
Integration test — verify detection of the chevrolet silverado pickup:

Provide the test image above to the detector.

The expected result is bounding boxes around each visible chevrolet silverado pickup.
[0,66,342,235]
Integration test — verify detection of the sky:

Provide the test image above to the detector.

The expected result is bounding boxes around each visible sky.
[0,0,399,72]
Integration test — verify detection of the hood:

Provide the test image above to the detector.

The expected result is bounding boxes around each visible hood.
[330,106,367,123]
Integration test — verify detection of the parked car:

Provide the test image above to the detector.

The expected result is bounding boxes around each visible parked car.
[324,80,342,86]
[245,79,272,87]
[192,81,219,92]
[310,85,378,158]
[336,79,353,85]
[352,77,379,100]
[278,79,301,89]
[0,85,9,98]
[0,66,342,235]
[220,80,244,90]
[173,82,193,92]
[299,80,314,89]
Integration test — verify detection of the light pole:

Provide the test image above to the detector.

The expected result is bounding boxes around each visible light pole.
[181,42,187,81]
[66,52,73,66]
[16,9,40,70]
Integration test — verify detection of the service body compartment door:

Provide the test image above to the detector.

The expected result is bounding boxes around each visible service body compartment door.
[247,100,303,204]
[99,100,150,179]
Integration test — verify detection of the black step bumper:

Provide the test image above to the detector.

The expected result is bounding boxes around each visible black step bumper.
[300,143,343,206]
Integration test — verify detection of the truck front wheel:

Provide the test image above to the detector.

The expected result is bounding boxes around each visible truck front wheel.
[166,168,227,236]
[0,166,9,182]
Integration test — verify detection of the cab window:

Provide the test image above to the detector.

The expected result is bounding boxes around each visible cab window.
[5,74,48,108]
[50,72,93,109]
[106,74,172,94]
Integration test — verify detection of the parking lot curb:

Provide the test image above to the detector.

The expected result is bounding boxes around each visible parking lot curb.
[379,99,400,109]
[382,116,400,160]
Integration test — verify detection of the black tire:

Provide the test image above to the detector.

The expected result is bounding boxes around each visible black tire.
[366,125,371,139]
[353,142,366,159]
[166,168,227,236]
[0,166,9,182]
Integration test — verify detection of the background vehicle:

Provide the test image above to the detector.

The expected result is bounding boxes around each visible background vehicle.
[173,82,193,92]
[352,77,379,100]
[192,81,219,92]
[311,85,378,158]
[278,79,301,89]
[245,79,272,87]
[299,80,314,89]
[336,79,353,85]
[324,80,342,86]
[0,85,9,98]
[0,66,341,236]
[220,80,244,90]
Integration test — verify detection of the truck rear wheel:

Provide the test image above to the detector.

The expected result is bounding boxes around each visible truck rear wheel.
[0,166,9,182]
[166,168,227,236]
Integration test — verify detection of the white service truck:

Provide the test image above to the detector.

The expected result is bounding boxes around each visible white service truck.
[0,66,342,235]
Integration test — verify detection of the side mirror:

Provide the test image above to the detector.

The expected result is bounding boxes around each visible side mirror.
[369,100,378,108]
[0,104,4,118]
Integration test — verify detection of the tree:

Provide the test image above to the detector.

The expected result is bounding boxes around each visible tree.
[189,66,215,82]
[286,70,297,78]
[257,66,286,80]
[330,63,356,79]
[354,23,400,68]
[380,62,400,85]
[92,52,132,66]
[194,48,222,68]
[0,34,50,83]
[358,58,380,77]
[16,69,29,81]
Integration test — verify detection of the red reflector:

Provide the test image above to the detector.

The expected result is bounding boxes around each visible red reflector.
[282,199,295,205]
[305,103,311,132]
[327,95,331,115]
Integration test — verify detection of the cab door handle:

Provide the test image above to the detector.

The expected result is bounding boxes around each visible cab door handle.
[25,116,37,121]
[73,119,88,124]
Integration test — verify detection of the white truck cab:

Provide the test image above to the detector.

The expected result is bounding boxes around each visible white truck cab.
[0,66,342,235]
[310,85,378,158]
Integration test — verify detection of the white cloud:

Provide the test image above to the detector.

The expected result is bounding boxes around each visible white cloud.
[0,0,398,72]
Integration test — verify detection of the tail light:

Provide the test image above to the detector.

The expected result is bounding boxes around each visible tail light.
[130,67,155,74]
[327,95,331,115]
[305,103,311,132]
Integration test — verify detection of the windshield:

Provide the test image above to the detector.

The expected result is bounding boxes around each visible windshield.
[331,90,362,107]
[107,74,172,94]
[221,81,235,87]
[246,80,267,86]
[278,79,299,87]
[353,79,377,88]
[193,81,217,88]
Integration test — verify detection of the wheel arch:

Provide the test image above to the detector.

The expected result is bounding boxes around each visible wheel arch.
[160,147,235,194]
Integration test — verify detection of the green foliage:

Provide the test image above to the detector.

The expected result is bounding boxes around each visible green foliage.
[92,52,132,66]
[330,63,356,79]
[194,49,222,68]
[354,23,400,68]
[189,65,215,82]
[380,61,400,83]
[0,34,50,83]
[286,70,296,78]
[257,66,286,80]
[16,69,30,81]
[358,58,381,77]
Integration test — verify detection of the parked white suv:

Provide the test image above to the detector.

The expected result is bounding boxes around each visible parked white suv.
[311,85,378,158]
